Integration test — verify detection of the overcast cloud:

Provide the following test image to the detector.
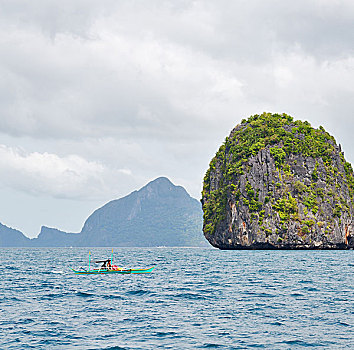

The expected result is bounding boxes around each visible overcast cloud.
[1,0,354,237]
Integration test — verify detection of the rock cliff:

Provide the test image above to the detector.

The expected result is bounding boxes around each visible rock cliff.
[201,113,354,249]
[0,223,31,246]
[78,177,205,247]
[0,177,206,247]
[31,226,80,247]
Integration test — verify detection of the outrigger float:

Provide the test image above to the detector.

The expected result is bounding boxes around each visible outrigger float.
[71,250,154,275]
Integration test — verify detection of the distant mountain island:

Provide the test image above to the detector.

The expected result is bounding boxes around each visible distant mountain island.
[0,177,207,247]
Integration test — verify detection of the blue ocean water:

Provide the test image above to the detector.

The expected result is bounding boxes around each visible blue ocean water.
[0,248,353,349]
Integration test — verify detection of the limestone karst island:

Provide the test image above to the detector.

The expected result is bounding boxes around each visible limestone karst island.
[201,112,354,249]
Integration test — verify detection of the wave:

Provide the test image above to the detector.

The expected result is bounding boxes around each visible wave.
[151,331,177,338]
[1,248,352,349]
[201,344,224,348]
[126,289,152,296]
[174,292,210,300]
[76,291,95,298]
[102,294,125,300]
[281,339,331,347]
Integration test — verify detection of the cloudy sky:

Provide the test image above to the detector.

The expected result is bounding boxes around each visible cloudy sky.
[1,0,354,237]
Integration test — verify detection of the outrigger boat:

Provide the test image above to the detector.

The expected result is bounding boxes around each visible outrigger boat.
[71,266,155,275]
[71,250,154,275]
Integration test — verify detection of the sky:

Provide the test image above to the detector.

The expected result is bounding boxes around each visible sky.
[1,0,354,238]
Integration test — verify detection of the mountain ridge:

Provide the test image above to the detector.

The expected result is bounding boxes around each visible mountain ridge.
[1,177,207,247]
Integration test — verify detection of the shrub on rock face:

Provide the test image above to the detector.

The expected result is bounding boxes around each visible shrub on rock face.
[201,112,354,249]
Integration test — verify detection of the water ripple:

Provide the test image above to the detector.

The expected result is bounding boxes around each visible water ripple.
[0,248,353,349]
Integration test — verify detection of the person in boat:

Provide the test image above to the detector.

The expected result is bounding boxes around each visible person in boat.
[97,259,112,270]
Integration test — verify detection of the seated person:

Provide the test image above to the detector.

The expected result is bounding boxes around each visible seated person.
[97,259,112,270]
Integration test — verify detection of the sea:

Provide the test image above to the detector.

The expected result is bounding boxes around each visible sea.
[0,248,353,349]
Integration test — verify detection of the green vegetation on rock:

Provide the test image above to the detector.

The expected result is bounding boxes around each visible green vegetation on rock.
[201,112,354,249]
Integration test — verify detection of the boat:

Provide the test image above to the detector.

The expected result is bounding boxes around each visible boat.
[71,250,154,275]
[71,266,155,275]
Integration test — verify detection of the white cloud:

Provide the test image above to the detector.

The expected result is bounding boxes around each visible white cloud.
[1,1,353,144]
[0,144,131,200]
[0,21,244,141]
